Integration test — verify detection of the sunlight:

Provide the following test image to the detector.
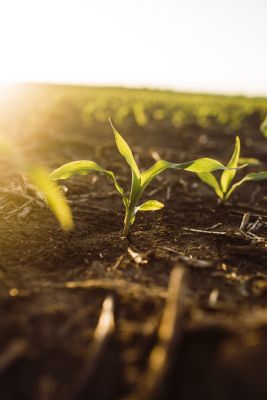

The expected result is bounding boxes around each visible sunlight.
[0,83,17,103]
[0,0,266,94]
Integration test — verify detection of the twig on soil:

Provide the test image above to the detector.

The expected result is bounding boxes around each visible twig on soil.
[208,289,219,306]
[250,185,261,203]
[18,205,32,218]
[206,222,222,230]
[242,231,266,243]
[136,266,185,400]
[247,216,263,234]
[128,247,148,265]
[110,254,125,270]
[165,184,172,201]
[62,296,116,400]
[184,223,267,244]
[159,247,213,268]
[239,212,264,234]
[182,227,226,235]
[3,199,33,220]
[178,255,213,268]
[238,212,266,243]
[94,296,115,341]
[0,187,33,201]
[159,246,179,255]
[64,279,166,299]
[239,212,251,232]
[0,339,28,374]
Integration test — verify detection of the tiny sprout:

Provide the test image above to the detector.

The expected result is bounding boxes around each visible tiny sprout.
[50,120,227,236]
[197,136,267,201]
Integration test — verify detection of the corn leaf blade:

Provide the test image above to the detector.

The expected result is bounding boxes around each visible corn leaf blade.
[109,119,140,178]
[238,157,263,166]
[140,158,226,192]
[131,200,164,227]
[49,160,127,205]
[137,200,164,212]
[50,160,110,179]
[109,119,141,209]
[197,172,224,199]
[220,136,240,193]
[225,171,267,199]
[244,171,267,181]
[29,167,73,231]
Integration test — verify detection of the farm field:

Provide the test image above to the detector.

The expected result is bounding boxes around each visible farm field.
[1,83,267,399]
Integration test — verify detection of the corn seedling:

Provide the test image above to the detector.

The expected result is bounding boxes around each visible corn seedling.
[197,136,267,201]
[0,137,73,231]
[49,120,227,236]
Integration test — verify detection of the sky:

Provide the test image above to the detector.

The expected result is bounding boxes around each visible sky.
[0,0,266,95]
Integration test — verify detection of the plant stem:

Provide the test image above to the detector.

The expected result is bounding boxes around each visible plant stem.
[123,208,133,236]
[222,192,228,202]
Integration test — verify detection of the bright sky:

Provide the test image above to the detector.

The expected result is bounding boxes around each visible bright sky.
[0,0,266,95]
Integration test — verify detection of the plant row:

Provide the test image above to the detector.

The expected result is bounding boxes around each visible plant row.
[48,119,267,235]
[1,118,267,236]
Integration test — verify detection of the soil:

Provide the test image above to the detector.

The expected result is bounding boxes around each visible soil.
[1,90,267,399]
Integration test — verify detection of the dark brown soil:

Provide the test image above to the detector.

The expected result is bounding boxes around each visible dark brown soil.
[1,88,267,399]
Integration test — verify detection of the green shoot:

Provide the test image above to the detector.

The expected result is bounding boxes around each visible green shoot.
[0,137,73,231]
[197,136,267,201]
[28,167,73,231]
[50,120,227,236]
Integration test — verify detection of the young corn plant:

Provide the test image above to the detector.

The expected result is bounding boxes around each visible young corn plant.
[197,136,267,202]
[49,120,227,236]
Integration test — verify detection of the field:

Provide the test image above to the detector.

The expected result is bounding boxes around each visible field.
[1,84,267,399]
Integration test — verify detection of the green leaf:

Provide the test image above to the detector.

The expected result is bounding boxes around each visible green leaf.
[243,171,267,181]
[29,167,73,231]
[109,119,140,178]
[140,158,226,192]
[109,119,141,210]
[197,172,224,199]
[137,200,164,212]
[220,136,240,193]
[49,160,108,179]
[179,158,226,173]
[49,160,128,206]
[260,117,267,138]
[238,157,263,166]
[225,171,267,200]
[130,200,164,229]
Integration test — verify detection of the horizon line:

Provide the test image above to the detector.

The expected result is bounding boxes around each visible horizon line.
[1,80,267,100]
